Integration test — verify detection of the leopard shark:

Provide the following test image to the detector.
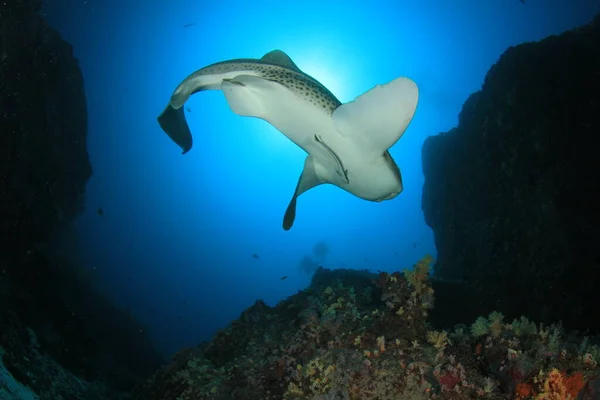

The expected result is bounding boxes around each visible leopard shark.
[158,50,419,230]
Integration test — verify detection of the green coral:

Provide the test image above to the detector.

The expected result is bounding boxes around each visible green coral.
[511,316,538,336]
[471,316,490,337]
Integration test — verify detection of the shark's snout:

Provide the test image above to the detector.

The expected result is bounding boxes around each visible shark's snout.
[382,190,400,201]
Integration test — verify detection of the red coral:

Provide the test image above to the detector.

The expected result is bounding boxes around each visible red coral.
[439,371,460,390]
[563,371,585,398]
[509,365,526,383]
[515,382,532,397]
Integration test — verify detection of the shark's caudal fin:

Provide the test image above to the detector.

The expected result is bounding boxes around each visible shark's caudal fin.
[157,104,193,154]
[332,77,418,159]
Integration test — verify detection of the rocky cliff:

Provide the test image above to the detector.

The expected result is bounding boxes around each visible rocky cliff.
[422,14,600,331]
[0,2,164,398]
[1,0,91,256]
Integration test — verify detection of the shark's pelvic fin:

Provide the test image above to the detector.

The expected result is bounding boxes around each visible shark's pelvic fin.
[283,155,325,230]
[157,104,193,154]
[332,77,418,158]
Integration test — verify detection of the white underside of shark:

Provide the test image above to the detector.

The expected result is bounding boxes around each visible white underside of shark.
[158,50,419,230]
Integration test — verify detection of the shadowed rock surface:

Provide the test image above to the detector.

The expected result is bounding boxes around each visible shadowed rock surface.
[422,14,600,332]
[0,2,164,398]
[1,0,91,256]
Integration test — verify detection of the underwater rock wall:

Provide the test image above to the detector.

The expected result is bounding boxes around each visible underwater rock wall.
[0,2,165,398]
[421,14,600,331]
[0,0,92,257]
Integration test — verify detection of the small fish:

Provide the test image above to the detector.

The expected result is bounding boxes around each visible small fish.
[183,22,196,28]
[97,208,103,216]
[252,253,260,260]
[186,107,191,112]
[280,275,288,280]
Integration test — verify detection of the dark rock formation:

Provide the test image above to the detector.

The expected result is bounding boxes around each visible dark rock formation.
[422,14,600,332]
[2,246,165,396]
[1,0,91,258]
[0,2,165,398]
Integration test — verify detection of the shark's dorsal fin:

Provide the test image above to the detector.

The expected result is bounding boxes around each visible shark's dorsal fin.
[261,50,302,73]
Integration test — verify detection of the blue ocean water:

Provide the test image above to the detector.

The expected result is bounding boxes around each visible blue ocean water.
[42,0,597,358]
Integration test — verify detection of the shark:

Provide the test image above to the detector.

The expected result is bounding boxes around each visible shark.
[158,50,419,230]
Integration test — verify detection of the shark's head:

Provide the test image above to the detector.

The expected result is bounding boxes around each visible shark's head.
[324,76,417,206]
[348,151,403,202]
[374,175,402,201]
[376,152,404,201]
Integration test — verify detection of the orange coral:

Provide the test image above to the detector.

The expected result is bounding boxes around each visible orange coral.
[563,371,585,398]
[535,369,585,400]
[516,382,533,397]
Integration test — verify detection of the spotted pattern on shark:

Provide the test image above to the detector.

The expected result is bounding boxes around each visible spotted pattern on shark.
[186,61,342,113]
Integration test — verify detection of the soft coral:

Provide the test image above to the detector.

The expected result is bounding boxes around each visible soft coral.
[535,369,585,400]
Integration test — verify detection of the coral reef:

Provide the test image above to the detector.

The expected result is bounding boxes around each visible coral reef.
[132,256,600,400]
[421,13,600,332]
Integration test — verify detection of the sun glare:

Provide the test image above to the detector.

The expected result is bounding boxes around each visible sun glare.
[253,49,355,154]
[296,54,352,103]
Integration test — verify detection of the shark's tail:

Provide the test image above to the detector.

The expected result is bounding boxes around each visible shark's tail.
[157,104,193,154]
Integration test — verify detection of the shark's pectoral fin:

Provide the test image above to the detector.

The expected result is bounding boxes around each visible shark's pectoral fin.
[157,104,193,154]
[283,155,325,230]
[221,75,283,118]
[332,77,418,157]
